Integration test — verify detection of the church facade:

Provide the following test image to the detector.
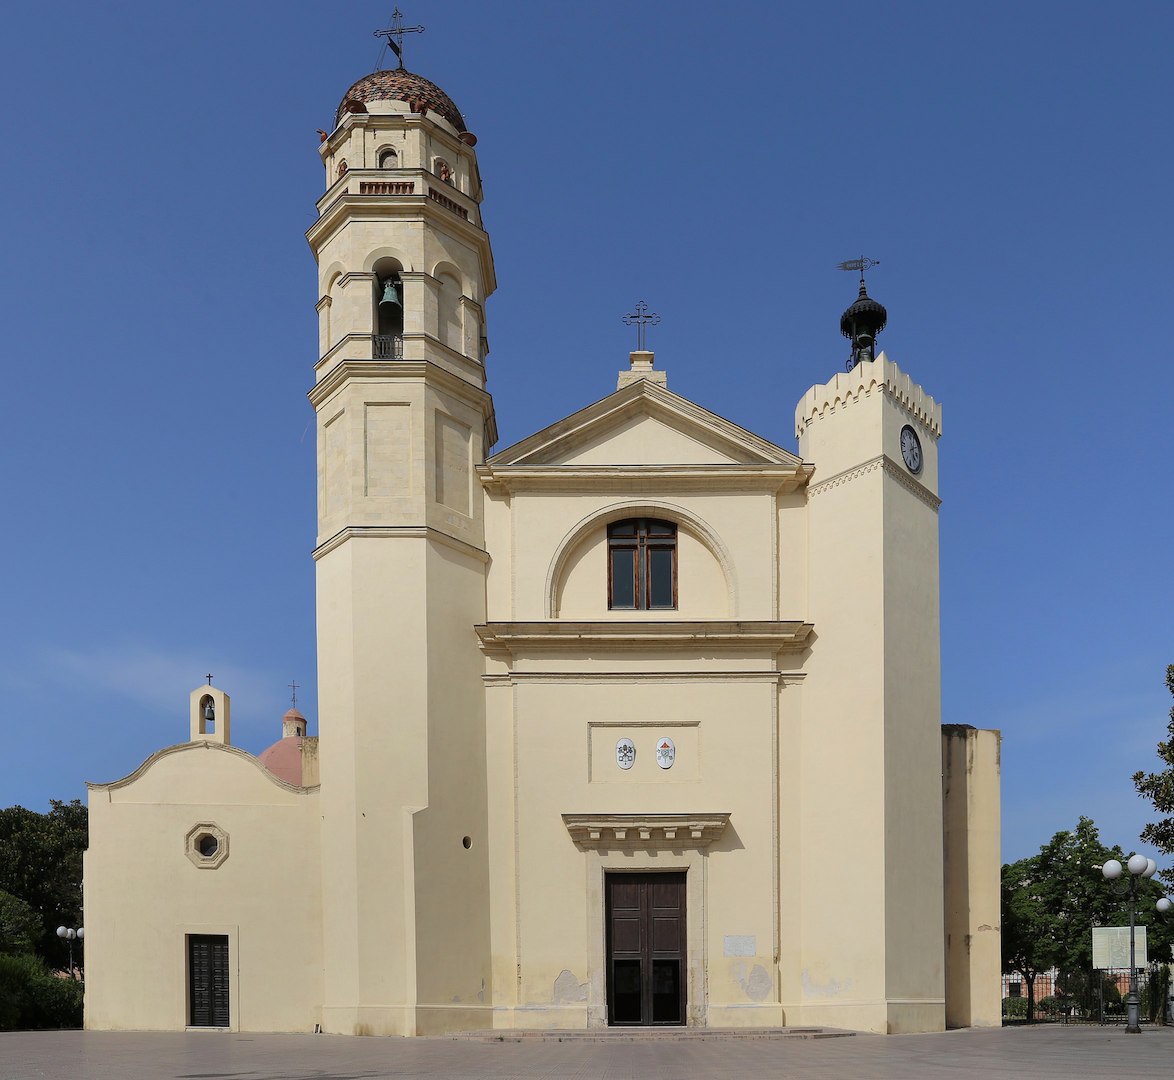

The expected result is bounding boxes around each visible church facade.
[83,60,1001,1037]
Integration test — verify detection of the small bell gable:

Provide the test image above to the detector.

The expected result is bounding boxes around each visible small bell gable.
[190,684,231,745]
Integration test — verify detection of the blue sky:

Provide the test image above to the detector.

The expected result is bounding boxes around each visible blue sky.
[0,1,1171,866]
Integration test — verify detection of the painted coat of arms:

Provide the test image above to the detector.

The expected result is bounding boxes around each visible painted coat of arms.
[615,738,636,770]
[655,737,676,769]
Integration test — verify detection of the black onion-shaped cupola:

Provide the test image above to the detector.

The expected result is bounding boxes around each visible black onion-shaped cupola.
[840,280,888,370]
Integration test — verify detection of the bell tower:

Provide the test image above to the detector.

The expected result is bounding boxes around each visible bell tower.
[307,58,496,1035]
[792,277,946,1033]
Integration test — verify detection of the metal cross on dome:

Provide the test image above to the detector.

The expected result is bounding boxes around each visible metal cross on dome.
[373,8,425,69]
[622,300,661,351]
[289,680,299,707]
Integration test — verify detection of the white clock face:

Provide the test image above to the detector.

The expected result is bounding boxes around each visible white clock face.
[900,425,922,474]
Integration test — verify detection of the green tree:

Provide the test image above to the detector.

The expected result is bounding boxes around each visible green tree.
[0,800,87,967]
[1001,854,1055,1021]
[0,891,40,956]
[1002,817,1172,1022]
[1134,666,1174,854]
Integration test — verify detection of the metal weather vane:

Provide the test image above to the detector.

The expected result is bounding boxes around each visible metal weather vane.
[622,300,661,351]
[836,256,880,287]
[373,8,425,69]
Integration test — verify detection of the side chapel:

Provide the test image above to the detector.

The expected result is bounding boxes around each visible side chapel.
[83,53,1001,1036]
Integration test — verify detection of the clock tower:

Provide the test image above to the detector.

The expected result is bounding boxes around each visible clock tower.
[792,283,946,1033]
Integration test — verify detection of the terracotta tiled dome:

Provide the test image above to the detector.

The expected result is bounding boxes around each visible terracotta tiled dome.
[336,68,466,132]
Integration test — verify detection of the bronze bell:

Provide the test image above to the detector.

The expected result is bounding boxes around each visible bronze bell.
[203,699,215,725]
[378,277,403,317]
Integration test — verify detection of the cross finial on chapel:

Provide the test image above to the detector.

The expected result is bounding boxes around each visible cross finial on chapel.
[373,8,425,70]
[289,680,300,707]
[622,300,661,351]
[205,673,214,686]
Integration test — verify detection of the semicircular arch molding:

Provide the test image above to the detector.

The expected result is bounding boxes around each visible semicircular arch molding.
[430,259,465,291]
[364,247,413,274]
[545,500,737,618]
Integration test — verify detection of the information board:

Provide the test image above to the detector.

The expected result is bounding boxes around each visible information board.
[1092,926,1147,969]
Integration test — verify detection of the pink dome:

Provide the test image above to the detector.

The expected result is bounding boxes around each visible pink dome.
[259,737,306,786]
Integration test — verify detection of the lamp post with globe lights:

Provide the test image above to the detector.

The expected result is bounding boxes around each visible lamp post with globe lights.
[55,925,83,979]
[1101,854,1165,1033]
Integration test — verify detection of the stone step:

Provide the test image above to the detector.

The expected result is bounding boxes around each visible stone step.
[441,1027,856,1043]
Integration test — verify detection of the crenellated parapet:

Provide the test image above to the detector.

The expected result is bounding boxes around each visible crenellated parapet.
[794,353,942,441]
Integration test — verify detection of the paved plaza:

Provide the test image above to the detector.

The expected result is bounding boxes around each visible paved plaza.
[1,1026,1173,1080]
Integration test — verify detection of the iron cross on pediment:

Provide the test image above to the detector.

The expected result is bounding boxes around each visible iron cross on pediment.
[373,8,425,69]
[622,300,660,351]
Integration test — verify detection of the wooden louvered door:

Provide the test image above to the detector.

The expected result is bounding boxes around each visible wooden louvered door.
[606,872,686,1025]
[188,934,230,1027]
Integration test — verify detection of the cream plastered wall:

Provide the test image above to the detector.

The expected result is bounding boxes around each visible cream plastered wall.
[84,742,322,1033]
[942,726,1002,1028]
[482,673,788,1029]
[793,355,947,1034]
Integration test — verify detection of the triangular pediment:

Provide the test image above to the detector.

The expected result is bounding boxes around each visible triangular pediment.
[489,380,801,467]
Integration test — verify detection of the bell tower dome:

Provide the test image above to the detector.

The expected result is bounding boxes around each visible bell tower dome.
[308,49,496,1035]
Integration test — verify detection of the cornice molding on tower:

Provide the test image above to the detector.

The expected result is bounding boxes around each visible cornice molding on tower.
[338,270,377,287]
[807,453,941,510]
[881,457,942,510]
[312,525,490,564]
[794,354,943,440]
[306,193,497,297]
[307,358,494,418]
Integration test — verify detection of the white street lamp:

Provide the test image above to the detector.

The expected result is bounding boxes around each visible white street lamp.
[1101,855,1164,1034]
[55,925,83,979]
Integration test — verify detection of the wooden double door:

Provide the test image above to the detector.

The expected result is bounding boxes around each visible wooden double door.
[188,934,230,1027]
[606,872,686,1025]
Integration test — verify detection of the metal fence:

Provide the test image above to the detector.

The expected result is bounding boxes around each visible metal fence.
[1003,967,1172,1025]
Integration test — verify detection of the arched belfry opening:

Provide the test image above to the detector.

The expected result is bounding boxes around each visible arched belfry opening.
[199,694,215,734]
[189,684,231,745]
[372,257,404,358]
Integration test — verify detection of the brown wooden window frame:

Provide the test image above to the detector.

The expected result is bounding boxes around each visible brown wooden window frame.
[607,518,678,611]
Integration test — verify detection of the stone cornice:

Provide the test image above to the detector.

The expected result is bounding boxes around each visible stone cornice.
[306,192,496,295]
[475,620,813,655]
[794,354,942,439]
[563,813,730,847]
[483,670,807,685]
[491,379,805,469]
[807,453,941,510]
[881,457,942,510]
[307,358,493,418]
[478,463,812,496]
[313,525,490,563]
[86,741,320,796]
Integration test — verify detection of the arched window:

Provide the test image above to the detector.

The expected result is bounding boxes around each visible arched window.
[373,263,404,357]
[379,148,398,169]
[608,519,677,610]
[337,159,348,178]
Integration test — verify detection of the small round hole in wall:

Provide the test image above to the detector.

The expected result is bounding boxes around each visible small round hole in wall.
[462,836,472,849]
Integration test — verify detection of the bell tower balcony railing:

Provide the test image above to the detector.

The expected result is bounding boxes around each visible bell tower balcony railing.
[373,333,404,359]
